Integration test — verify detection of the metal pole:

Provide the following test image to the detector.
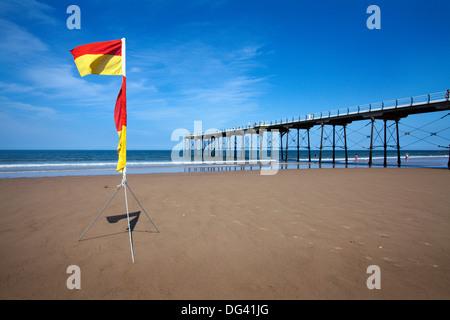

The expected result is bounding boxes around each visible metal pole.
[332,125,336,164]
[297,128,300,162]
[77,185,122,241]
[201,136,204,161]
[383,119,387,168]
[396,119,401,167]
[448,144,450,170]
[126,183,159,233]
[227,135,230,160]
[259,130,263,163]
[369,118,374,167]
[319,124,324,165]
[307,128,311,162]
[285,130,289,161]
[270,130,272,160]
[194,137,197,161]
[183,137,186,160]
[280,131,284,161]
[241,134,245,161]
[250,132,253,161]
[123,181,135,263]
[221,135,224,162]
[344,124,348,165]
[189,137,192,162]
[234,131,237,161]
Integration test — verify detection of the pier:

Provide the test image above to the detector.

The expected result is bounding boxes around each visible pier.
[184,91,450,167]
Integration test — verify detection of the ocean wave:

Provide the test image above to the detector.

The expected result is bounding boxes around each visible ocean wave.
[0,155,447,170]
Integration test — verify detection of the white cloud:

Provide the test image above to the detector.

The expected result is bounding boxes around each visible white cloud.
[13,61,123,109]
[0,18,48,61]
[0,81,34,94]
[0,96,56,118]
[129,40,269,126]
[0,0,56,25]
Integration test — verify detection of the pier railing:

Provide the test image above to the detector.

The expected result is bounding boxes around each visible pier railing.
[217,90,449,132]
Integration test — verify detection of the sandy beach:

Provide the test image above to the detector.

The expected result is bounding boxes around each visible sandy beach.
[0,167,449,300]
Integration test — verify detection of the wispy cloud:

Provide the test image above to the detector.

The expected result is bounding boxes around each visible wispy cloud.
[0,0,56,25]
[0,57,122,110]
[0,81,34,94]
[0,18,48,61]
[129,40,269,128]
[0,96,57,118]
[24,63,119,103]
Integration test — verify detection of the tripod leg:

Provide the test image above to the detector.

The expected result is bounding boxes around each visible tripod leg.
[126,183,160,233]
[78,185,122,241]
[123,183,135,263]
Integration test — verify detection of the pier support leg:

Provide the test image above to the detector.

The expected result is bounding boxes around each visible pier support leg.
[285,130,289,162]
[448,144,450,170]
[259,130,263,163]
[194,138,198,162]
[220,136,224,162]
[369,118,374,167]
[234,135,237,161]
[270,130,272,160]
[226,135,230,160]
[344,124,348,166]
[383,119,387,168]
[396,119,401,167]
[201,136,204,161]
[250,133,253,161]
[319,124,324,165]
[307,128,311,162]
[297,129,300,162]
[332,125,336,165]
[241,134,245,161]
[189,137,192,162]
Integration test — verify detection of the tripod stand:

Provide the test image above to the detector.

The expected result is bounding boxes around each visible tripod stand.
[78,170,159,263]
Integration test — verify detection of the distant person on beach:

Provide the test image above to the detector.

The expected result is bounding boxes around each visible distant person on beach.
[405,152,409,161]
[355,154,358,162]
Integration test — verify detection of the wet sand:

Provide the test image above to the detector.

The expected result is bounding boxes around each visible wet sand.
[0,168,449,299]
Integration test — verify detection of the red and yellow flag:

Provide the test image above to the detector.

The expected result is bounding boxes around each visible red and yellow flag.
[70,39,122,77]
[70,39,127,173]
[114,76,127,173]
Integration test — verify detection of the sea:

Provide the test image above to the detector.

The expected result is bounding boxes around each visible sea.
[0,149,448,179]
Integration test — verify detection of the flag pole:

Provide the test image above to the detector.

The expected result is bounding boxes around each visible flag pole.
[121,37,127,185]
[120,37,134,263]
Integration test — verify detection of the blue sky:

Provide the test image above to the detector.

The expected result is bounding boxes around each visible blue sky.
[0,0,449,150]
